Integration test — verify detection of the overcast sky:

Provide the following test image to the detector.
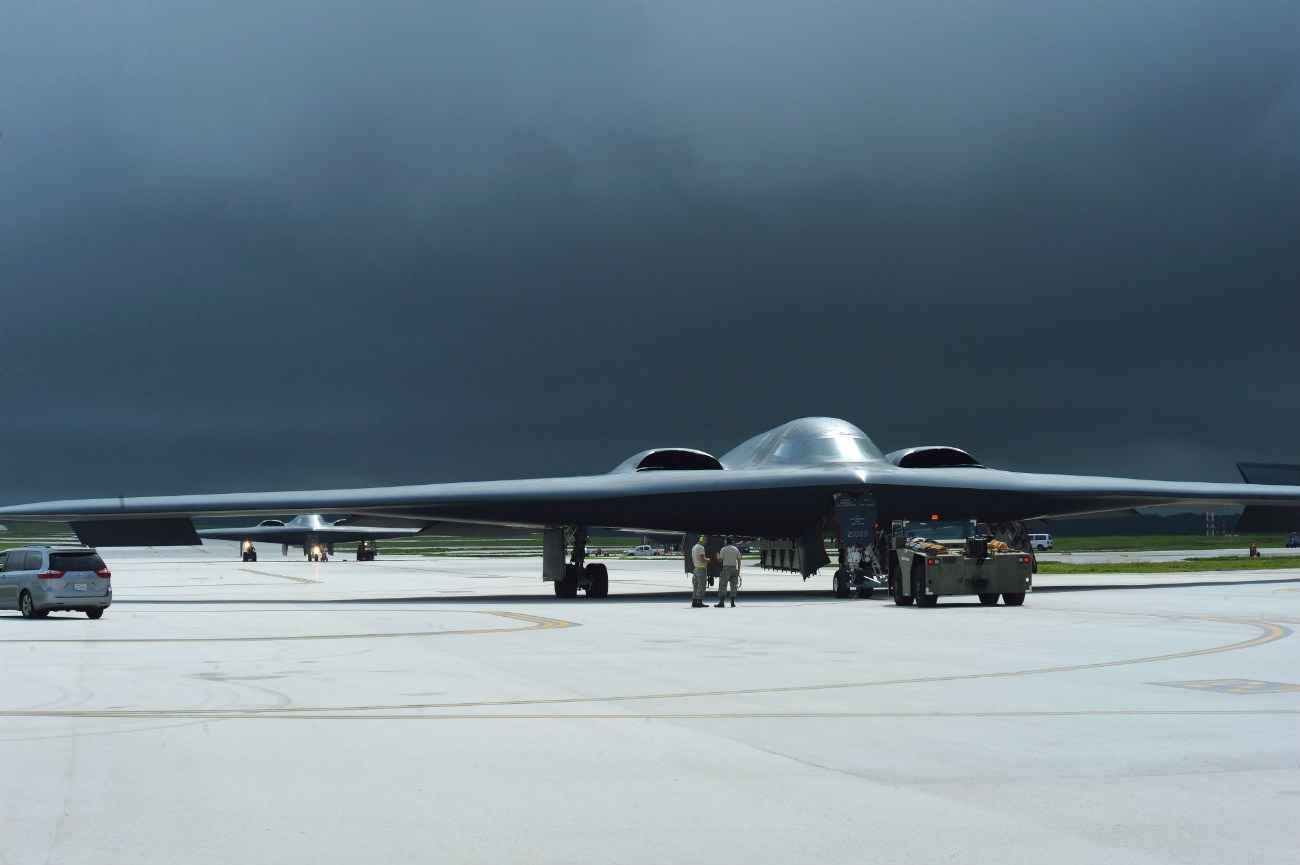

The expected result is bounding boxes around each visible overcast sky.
[1,1,1296,503]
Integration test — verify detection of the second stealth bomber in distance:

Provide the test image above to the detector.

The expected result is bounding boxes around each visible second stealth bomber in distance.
[196,514,421,561]
[1,417,1296,599]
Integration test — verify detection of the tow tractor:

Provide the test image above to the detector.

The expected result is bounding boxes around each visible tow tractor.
[887,519,1033,606]
[240,540,257,562]
[357,540,378,562]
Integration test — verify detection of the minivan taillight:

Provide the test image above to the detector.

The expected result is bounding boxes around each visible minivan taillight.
[95,567,111,579]
[38,570,65,580]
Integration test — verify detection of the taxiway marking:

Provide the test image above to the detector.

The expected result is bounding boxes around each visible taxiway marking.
[0,610,574,643]
[0,615,1286,719]
[2,709,1294,721]
[240,568,321,584]
[187,616,1293,713]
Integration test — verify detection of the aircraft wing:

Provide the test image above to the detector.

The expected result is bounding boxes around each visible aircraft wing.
[0,469,859,542]
[856,465,1300,531]
[1,461,1297,545]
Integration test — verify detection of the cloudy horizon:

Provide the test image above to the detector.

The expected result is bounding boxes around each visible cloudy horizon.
[1,1,1296,503]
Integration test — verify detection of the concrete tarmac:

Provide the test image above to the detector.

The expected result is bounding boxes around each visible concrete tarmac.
[1,544,1296,864]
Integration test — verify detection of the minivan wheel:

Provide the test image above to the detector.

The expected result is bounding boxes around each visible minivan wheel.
[86,608,104,619]
[19,591,37,619]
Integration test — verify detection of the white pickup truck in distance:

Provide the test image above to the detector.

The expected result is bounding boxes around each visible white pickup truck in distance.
[626,545,664,556]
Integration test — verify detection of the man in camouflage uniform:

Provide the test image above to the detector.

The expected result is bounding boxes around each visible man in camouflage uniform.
[690,535,710,608]
[714,536,741,607]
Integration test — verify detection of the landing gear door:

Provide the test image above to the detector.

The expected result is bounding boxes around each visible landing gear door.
[834,493,877,547]
[542,528,566,583]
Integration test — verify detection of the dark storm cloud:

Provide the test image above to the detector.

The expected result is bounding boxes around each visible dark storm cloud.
[1,1,1296,502]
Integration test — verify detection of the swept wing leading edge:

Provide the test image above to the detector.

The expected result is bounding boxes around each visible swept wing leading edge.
[0,419,1296,539]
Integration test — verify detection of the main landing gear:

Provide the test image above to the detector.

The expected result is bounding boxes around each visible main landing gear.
[550,527,609,599]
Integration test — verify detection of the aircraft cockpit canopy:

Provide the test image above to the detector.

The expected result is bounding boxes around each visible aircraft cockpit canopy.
[720,417,884,469]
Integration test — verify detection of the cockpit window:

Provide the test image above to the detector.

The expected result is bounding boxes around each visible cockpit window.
[772,436,882,463]
[719,418,885,468]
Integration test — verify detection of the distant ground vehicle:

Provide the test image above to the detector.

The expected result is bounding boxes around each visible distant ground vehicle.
[626,545,663,556]
[357,540,378,561]
[1029,533,1053,551]
[240,540,258,562]
[1287,532,1300,548]
[888,520,1033,607]
[0,545,112,618]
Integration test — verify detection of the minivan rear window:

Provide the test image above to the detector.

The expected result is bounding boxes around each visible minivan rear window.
[50,552,106,572]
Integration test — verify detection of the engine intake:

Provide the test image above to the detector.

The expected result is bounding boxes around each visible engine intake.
[611,448,723,473]
[885,446,984,469]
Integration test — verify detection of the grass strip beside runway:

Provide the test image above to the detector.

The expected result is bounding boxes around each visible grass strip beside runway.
[1038,556,1300,574]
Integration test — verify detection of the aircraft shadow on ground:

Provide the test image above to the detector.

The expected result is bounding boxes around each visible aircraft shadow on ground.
[43,574,1297,608]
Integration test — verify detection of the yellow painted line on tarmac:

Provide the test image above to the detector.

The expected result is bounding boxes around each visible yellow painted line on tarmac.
[0,610,574,644]
[1,615,1285,717]
[240,568,320,584]
[209,616,1295,713]
[1,708,1295,721]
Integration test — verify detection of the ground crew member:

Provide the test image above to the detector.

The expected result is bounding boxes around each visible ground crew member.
[715,537,741,607]
[690,535,710,607]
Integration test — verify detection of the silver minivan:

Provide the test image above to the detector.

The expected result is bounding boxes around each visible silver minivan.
[0,545,112,618]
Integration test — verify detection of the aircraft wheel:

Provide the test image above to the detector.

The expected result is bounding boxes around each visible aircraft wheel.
[559,564,580,599]
[1002,592,1026,606]
[856,585,873,599]
[87,608,104,619]
[832,569,851,598]
[552,579,564,597]
[978,593,1000,605]
[585,563,609,598]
